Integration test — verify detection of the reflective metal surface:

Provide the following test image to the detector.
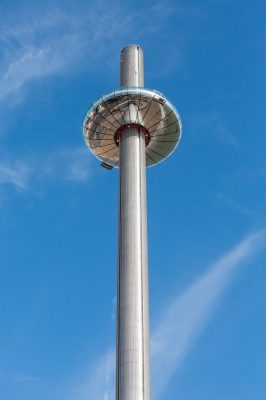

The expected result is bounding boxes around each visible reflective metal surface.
[117,45,150,400]
[117,126,150,400]
[120,45,144,87]
[83,88,182,167]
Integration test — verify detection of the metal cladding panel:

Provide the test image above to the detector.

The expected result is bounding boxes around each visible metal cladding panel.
[120,45,144,87]
[117,127,150,400]
[83,88,182,168]
[117,45,150,400]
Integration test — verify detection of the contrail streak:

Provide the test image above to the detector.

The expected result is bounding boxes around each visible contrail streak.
[151,230,266,398]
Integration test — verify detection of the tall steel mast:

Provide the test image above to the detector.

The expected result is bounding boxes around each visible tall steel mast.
[83,44,182,400]
[117,45,150,400]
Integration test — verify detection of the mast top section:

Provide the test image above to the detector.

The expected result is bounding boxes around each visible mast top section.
[120,44,144,88]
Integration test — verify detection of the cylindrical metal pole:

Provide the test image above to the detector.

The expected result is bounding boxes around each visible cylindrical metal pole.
[116,45,150,400]
[120,44,144,87]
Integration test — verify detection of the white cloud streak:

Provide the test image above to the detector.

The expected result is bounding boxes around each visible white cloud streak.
[0,147,92,204]
[0,3,131,101]
[0,48,63,100]
[8,371,42,383]
[0,1,197,102]
[67,349,115,400]
[151,230,266,398]
[42,147,92,183]
[0,161,30,189]
[69,230,265,400]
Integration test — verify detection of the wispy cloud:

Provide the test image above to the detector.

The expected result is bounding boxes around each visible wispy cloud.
[0,1,199,102]
[151,230,265,398]
[67,230,265,400]
[0,161,30,189]
[0,48,63,100]
[67,349,115,400]
[0,10,71,102]
[7,371,42,383]
[190,113,239,148]
[0,146,92,204]
[0,3,133,101]
[215,123,240,148]
[42,147,92,183]
[215,191,255,217]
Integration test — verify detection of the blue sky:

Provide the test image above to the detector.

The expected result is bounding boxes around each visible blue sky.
[0,1,265,399]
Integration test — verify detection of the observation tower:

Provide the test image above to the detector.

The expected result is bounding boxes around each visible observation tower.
[83,45,182,400]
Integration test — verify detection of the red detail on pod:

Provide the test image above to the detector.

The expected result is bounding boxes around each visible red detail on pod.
[114,124,150,147]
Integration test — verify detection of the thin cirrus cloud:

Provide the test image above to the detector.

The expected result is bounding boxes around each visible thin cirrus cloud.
[151,229,265,398]
[42,147,92,183]
[0,1,194,103]
[69,349,116,400]
[0,48,63,101]
[7,371,42,383]
[66,229,265,400]
[0,4,135,102]
[0,147,92,198]
[0,161,30,190]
